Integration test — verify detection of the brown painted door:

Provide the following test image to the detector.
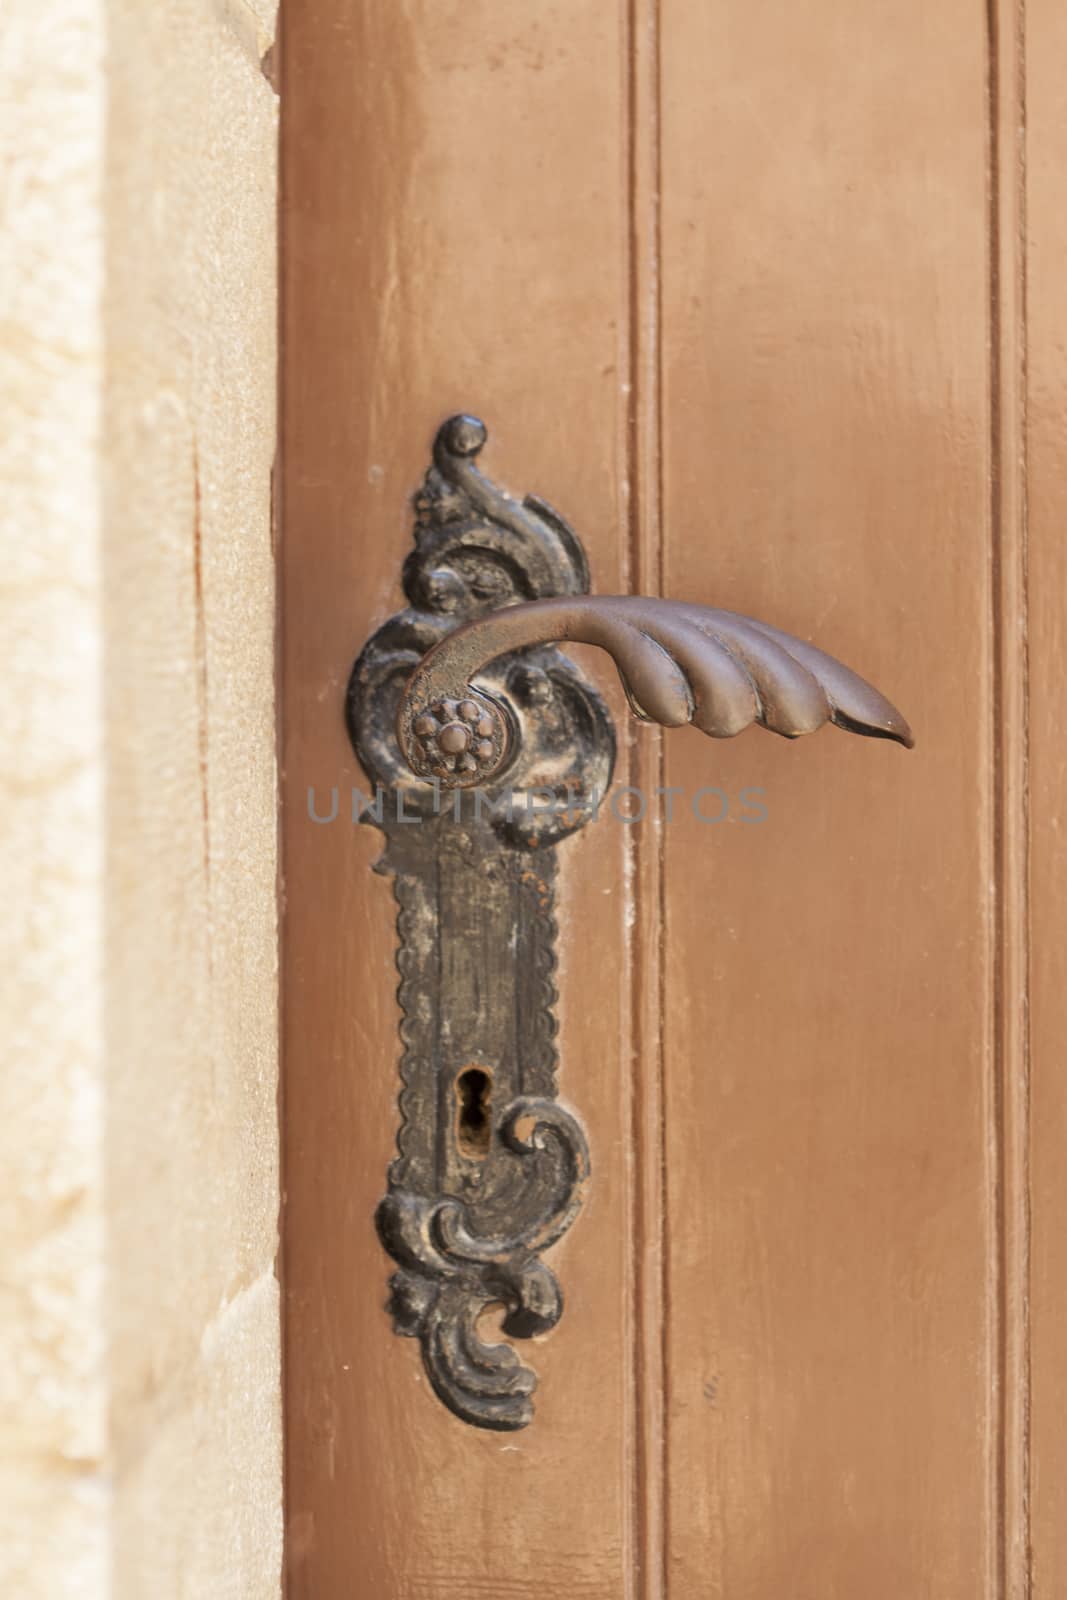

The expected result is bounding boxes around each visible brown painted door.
[281,3,1065,1595]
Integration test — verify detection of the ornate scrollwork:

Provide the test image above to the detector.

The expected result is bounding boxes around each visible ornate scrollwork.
[347,417,610,1429]
[376,1099,589,1430]
[347,413,615,848]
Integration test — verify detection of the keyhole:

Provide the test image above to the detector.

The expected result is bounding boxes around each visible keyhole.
[455,1067,492,1160]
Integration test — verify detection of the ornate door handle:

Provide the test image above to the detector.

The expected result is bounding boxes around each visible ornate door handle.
[347,414,911,1431]
[397,592,911,786]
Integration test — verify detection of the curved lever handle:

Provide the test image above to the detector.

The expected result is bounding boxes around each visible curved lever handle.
[398,593,913,787]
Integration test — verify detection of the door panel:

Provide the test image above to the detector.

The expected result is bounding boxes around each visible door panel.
[281,2,1052,1595]
[658,6,993,1595]
[281,5,642,1594]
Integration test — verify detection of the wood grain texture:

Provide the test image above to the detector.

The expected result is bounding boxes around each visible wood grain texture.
[657,3,994,1595]
[280,4,640,1594]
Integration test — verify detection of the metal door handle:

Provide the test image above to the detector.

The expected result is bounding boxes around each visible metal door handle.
[398,591,911,786]
[347,414,911,1431]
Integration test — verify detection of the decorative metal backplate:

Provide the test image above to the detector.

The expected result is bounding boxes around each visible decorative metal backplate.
[346,416,615,1430]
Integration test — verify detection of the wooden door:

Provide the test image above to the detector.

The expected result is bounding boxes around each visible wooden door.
[280,2,1065,1595]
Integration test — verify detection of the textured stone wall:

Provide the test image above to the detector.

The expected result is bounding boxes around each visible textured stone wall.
[0,2,281,1594]
[0,4,109,1593]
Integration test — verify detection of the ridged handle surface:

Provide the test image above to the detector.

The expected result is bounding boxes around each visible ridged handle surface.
[397,593,913,787]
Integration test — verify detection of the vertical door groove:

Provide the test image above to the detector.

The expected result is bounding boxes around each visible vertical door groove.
[624,1,668,1595]
[988,0,1032,1594]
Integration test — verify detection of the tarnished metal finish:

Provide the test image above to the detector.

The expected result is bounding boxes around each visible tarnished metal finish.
[398,596,913,786]
[347,416,611,1430]
[373,815,589,1430]
[347,414,615,850]
[348,412,912,1432]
